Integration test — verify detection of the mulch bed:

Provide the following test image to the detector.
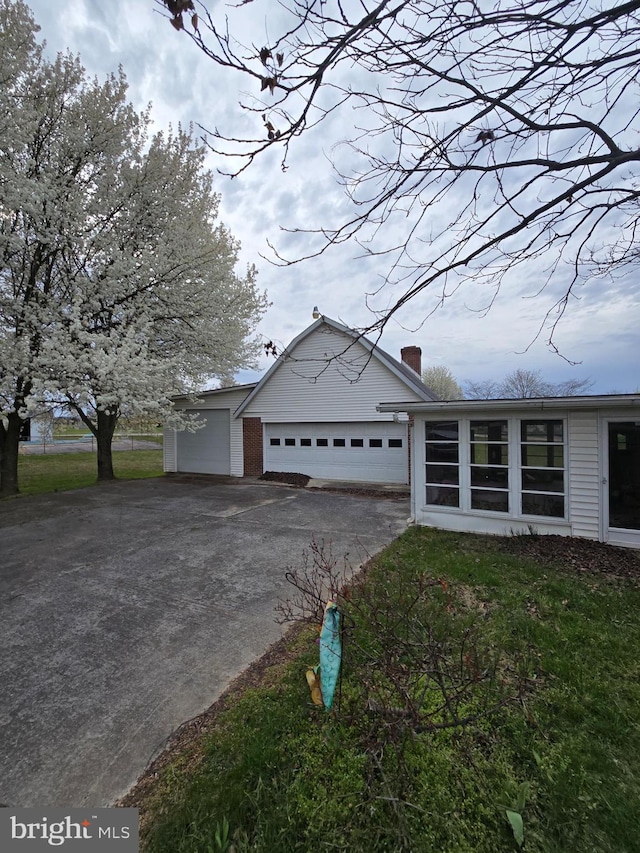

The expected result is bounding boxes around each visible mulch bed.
[497,533,640,583]
[259,471,311,487]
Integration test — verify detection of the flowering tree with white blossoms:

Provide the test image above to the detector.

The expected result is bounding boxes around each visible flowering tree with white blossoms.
[0,1,266,495]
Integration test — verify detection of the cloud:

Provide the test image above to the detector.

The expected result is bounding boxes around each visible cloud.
[24,0,640,393]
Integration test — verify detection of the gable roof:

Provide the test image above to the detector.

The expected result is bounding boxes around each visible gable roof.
[234,315,438,417]
[171,382,257,403]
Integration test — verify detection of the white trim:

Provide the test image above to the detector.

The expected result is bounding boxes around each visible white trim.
[607,528,640,548]
[422,415,568,522]
[396,399,640,549]
[162,427,177,473]
[379,394,640,414]
[600,416,609,543]
[171,383,256,403]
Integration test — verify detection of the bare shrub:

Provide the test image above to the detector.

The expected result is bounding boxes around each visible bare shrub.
[278,538,528,740]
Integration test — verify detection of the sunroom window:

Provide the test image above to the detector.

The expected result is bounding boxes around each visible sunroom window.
[520,420,565,517]
[470,420,509,512]
[423,417,566,520]
[425,421,459,507]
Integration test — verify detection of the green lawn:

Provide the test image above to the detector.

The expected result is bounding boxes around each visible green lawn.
[134,527,640,853]
[15,449,163,495]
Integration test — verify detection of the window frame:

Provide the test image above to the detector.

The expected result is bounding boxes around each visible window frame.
[469,419,510,514]
[519,419,566,518]
[422,415,568,521]
[425,420,460,508]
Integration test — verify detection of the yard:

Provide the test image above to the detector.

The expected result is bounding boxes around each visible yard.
[122,527,640,853]
[15,448,163,495]
[6,454,639,849]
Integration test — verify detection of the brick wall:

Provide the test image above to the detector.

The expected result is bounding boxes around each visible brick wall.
[242,417,263,476]
[401,345,422,376]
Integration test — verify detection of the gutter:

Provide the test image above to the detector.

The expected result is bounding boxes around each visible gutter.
[378,394,640,414]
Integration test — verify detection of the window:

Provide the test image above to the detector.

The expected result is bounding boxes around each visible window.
[389,438,403,448]
[269,438,281,446]
[423,417,566,519]
[285,438,296,447]
[425,421,459,507]
[300,438,312,447]
[470,420,509,513]
[333,438,346,447]
[316,438,328,447]
[351,438,364,447]
[520,420,565,517]
[369,438,383,448]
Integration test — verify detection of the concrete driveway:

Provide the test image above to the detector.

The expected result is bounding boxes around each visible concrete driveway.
[0,477,409,808]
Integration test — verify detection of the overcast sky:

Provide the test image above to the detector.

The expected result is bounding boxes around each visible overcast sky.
[24,0,640,394]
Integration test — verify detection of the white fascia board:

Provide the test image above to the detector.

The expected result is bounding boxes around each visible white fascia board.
[378,394,640,414]
[171,383,257,404]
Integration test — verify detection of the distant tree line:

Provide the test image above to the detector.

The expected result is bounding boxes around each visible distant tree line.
[423,366,593,401]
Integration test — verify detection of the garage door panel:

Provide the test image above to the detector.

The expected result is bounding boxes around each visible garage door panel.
[264,422,407,484]
[177,410,230,475]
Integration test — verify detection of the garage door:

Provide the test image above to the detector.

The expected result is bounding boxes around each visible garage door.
[264,422,408,484]
[177,410,230,475]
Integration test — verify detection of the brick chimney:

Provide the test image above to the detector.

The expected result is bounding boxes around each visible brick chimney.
[401,345,422,376]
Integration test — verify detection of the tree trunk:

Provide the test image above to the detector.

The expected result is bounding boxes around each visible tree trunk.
[0,411,23,496]
[96,409,118,482]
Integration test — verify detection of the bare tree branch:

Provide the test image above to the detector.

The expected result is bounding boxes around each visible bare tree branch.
[156,0,640,348]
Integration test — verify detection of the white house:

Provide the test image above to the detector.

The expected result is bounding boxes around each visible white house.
[164,316,438,485]
[378,396,640,549]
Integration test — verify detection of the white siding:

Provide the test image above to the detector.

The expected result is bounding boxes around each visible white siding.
[407,403,640,547]
[568,411,600,541]
[242,325,425,422]
[163,427,177,472]
[229,416,244,477]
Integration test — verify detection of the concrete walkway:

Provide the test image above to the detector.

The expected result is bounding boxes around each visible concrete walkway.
[0,477,409,808]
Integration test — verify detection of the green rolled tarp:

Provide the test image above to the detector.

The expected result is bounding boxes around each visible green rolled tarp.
[319,600,342,710]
